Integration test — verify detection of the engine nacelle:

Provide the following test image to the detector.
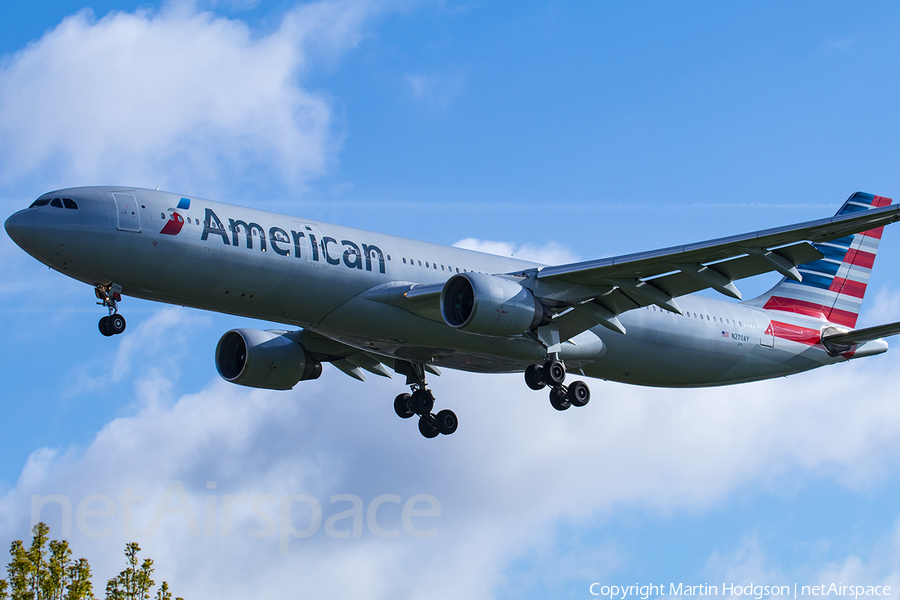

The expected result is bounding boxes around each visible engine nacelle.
[440,272,549,336]
[215,329,322,390]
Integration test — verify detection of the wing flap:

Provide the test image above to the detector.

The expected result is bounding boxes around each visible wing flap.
[331,359,367,381]
[292,329,396,380]
[554,301,627,340]
[649,243,824,300]
[345,353,393,378]
[594,288,641,315]
[822,321,900,346]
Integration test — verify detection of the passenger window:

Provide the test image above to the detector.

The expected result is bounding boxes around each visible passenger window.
[50,198,63,208]
[418,261,422,267]
[402,258,407,264]
[63,198,78,209]
[456,268,460,273]
[433,263,437,269]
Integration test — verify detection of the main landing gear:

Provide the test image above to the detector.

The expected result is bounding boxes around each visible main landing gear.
[524,357,591,411]
[95,284,126,337]
[393,362,458,439]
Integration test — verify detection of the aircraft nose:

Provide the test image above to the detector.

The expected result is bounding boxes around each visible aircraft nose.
[5,209,35,248]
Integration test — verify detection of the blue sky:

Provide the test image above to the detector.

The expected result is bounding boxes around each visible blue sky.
[3,1,900,598]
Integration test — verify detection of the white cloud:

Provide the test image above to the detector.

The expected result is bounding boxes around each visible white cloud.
[4,1,899,596]
[203,0,263,10]
[405,71,465,110]
[702,526,900,596]
[703,534,788,589]
[4,303,900,596]
[859,286,900,328]
[61,306,210,398]
[453,237,580,265]
[0,0,378,196]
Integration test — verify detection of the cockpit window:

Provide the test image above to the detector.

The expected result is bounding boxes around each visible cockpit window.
[28,197,77,209]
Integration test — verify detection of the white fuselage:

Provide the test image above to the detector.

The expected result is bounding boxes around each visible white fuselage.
[6,186,886,388]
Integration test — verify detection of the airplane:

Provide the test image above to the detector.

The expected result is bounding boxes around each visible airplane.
[6,187,900,438]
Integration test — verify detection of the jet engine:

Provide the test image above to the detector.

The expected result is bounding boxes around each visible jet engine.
[215,329,322,390]
[440,272,550,337]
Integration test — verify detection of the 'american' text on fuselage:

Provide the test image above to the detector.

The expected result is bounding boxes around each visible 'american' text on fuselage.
[200,207,386,273]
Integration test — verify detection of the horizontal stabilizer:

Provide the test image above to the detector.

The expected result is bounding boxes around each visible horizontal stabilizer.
[822,320,900,346]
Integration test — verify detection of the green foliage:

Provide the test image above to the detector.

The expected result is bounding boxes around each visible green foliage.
[105,543,154,600]
[0,525,181,600]
[0,523,93,600]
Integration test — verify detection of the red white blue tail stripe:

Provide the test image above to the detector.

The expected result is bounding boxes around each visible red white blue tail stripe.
[759,192,890,328]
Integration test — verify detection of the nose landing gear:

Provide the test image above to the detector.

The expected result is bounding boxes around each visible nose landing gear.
[393,361,458,438]
[525,358,591,411]
[96,284,126,337]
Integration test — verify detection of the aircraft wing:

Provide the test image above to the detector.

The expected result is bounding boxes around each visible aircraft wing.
[822,321,900,346]
[289,329,394,381]
[290,328,441,382]
[521,202,900,337]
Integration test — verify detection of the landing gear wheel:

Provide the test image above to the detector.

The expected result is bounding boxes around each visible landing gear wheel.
[418,414,440,438]
[524,364,546,390]
[108,313,126,335]
[435,409,458,435]
[550,387,571,411]
[95,284,125,336]
[98,316,113,337]
[567,380,590,407]
[394,393,415,419]
[544,359,566,386]
[411,389,435,416]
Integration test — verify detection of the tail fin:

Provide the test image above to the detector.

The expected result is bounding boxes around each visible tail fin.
[747,192,891,328]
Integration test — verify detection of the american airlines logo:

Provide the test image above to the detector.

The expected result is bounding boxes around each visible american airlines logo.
[197,207,386,274]
[159,197,191,236]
